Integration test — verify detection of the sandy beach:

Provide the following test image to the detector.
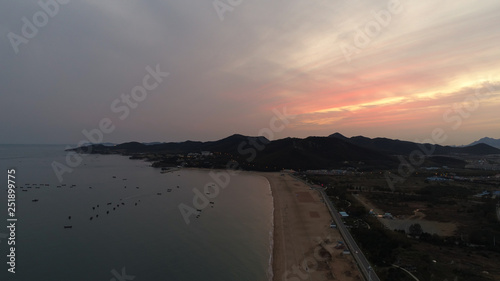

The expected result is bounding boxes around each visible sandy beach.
[263,172,362,281]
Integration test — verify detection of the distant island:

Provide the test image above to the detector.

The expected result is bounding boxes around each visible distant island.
[67,133,500,172]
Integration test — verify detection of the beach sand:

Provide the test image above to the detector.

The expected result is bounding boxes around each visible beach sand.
[263,172,362,281]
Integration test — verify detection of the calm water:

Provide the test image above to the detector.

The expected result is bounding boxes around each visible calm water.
[0,145,273,281]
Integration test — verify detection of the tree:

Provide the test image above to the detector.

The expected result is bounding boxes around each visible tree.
[409,223,423,237]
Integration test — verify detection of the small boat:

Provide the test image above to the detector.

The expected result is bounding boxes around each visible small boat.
[64,226,72,229]
[32,199,39,202]
[157,193,162,195]
[167,189,172,192]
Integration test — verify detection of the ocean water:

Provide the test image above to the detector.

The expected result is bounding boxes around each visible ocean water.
[0,145,273,281]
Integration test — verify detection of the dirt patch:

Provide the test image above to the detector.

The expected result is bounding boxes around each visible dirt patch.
[382,218,457,236]
[353,194,457,236]
[296,191,315,203]
[310,211,320,218]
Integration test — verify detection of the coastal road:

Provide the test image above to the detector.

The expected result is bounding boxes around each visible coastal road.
[317,188,380,281]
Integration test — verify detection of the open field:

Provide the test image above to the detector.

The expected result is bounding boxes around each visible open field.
[353,194,457,236]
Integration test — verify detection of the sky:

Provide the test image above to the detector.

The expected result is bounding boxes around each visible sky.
[1,0,499,146]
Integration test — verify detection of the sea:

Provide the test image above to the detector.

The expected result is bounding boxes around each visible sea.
[0,144,274,281]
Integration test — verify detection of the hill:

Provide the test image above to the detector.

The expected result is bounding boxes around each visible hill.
[328,133,500,156]
[467,137,500,149]
[69,133,500,171]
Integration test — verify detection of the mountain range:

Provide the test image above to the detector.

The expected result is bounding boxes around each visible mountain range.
[70,133,500,171]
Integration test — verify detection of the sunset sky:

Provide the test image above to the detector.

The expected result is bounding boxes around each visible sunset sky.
[1,0,499,145]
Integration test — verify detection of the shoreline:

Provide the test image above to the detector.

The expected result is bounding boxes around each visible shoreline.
[155,166,363,279]
[262,172,363,281]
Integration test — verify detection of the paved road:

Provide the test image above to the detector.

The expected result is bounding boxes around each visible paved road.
[316,187,380,281]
